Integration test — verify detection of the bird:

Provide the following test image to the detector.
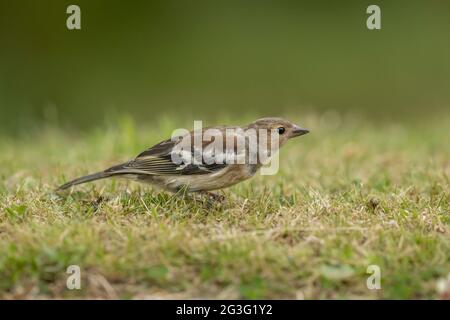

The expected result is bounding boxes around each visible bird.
[57,117,309,200]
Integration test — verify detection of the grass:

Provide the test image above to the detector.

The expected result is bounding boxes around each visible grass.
[0,113,449,299]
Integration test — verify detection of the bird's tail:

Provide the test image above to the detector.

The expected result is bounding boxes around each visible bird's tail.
[57,162,129,190]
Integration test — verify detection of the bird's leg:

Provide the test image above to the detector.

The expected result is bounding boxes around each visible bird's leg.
[172,187,226,205]
[200,191,226,203]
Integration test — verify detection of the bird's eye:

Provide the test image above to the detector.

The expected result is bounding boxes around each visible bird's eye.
[277,127,286,134]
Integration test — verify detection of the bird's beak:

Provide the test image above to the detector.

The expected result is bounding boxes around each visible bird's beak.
[290,125,310,138]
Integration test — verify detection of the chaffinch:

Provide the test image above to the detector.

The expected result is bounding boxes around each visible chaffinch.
[58,117,309,200]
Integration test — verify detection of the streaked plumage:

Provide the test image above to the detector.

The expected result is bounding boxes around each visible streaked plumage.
[58,118,309,199]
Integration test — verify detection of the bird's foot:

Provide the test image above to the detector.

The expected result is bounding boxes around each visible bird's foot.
[201,191,226,203]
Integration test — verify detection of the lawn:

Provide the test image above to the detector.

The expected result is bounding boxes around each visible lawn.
[0,113,449,299]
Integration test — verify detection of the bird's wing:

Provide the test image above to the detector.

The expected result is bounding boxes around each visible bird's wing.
[120,154,226,176]
[136,137,178,157]
[111,127,247,176]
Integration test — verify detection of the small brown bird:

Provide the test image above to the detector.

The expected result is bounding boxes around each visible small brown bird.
[58,118,309,200]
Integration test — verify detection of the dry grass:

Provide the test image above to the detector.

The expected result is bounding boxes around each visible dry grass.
[0,113,449,299]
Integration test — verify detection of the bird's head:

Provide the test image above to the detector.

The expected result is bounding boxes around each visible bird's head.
[247,117,309,148]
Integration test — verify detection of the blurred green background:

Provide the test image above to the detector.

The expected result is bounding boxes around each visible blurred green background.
[1,0,450,134]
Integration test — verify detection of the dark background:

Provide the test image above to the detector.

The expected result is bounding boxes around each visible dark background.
[1,0,449,133]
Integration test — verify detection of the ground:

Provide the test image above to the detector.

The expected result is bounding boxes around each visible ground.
[0,113,449,299]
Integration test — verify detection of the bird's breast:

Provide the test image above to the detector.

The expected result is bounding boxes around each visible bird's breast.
[156,164,259,192]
